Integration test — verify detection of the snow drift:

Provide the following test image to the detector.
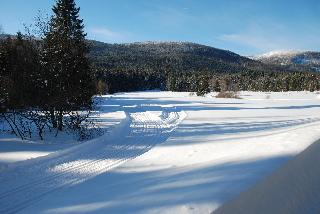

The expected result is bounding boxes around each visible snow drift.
[215,139,320,214]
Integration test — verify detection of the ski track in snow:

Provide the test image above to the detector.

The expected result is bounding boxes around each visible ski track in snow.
[0,109,185,214]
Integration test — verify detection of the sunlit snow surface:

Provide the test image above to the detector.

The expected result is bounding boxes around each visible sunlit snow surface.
[1,91,320,214]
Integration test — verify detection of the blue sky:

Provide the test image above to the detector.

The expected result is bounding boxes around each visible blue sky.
[0,0,319,55]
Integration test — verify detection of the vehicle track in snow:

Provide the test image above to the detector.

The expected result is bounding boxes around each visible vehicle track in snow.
[0,110,186,214]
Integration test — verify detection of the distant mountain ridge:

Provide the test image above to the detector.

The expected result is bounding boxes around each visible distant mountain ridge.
[1,33,319,73]
[87,41,320,93]
[255,51,320,72]
[88,40,271,74]
[0,34,13,39]
[2,34,320,92]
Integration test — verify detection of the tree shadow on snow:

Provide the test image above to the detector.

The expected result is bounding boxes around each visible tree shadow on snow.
[40,155,292,214]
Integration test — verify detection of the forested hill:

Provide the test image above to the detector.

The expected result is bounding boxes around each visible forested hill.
[1,34,313,74]
[88,40,269,74]
[2,34,319,93]
[87,40,320,93]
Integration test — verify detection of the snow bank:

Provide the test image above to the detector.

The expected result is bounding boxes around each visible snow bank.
[0,109,126,167]
[215,140,320,214]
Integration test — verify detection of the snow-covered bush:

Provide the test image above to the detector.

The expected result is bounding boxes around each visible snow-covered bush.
[216,91,239,99]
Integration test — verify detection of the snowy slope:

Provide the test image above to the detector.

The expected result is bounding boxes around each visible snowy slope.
[0,91,316,214]
[215,139,320,214]
[255,51,320,71]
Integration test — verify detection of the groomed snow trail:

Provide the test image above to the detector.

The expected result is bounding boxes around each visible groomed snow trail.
[0,109,185,214]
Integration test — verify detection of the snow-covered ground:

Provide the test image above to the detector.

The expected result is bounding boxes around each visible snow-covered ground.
[0,98,127,169]
[1,91,320,214]
[215,139,320,214]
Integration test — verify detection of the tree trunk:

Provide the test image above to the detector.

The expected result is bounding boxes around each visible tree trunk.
[50,108,57,128]
[57,110,63,131]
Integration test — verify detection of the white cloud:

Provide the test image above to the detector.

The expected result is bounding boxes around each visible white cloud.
[220,33,284,51]
[89,27,127,43]
[140,3,197,30]
[218,23,320,54]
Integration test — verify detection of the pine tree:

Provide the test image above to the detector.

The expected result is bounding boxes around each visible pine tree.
[0,33,41,111]
[196,75,210,96]
[42,0,95,131]
[0,38,9,112]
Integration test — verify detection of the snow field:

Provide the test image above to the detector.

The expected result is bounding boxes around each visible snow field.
[0,104,185,213]
[1,91,320,213]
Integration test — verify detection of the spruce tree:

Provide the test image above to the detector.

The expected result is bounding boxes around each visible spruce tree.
[196,75,210,96]
[42,0,95,130]
[0,38,9,112]
[0,33,41,111]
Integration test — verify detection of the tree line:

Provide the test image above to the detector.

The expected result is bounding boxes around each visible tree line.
[89,41,320,95]
[94,67,320,96]
[166,70,320,95]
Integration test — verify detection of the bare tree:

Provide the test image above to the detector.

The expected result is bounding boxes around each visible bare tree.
[23,10,50,39]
